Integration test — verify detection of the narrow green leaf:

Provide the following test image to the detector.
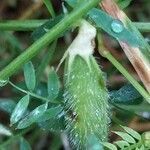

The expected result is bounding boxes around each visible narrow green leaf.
[115,103,150,114]
[48,67,60,100]
[20,137,31,150]
[113,131,136,143]
[10,95,30,125]
[88,8,141,47]
[0,99,16,114]
[17,103,48,129]
[101,142,117,150]
[31,14,63,41]
[114,140,129,149]
[121,126,141,140]
[0,124,12,136]
[37,105,63,122]
[118,0,133,9]
[43,0,55,17]
[24,61,36,91]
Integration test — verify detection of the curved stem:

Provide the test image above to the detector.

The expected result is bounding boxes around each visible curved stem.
[9,81,59,104]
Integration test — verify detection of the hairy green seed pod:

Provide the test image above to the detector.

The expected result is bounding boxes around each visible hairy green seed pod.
[64,20,109,149]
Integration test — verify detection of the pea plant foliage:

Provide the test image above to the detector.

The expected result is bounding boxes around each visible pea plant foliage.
[0,0,149,149]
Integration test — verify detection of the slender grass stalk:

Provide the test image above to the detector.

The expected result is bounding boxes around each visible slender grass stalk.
[97,34,150,104]
[0,0,100,81]
[0,20,47,31]
[104,52,150,103]
[0,20,149,31]
[43,0,55,17]
[134,22,150,32]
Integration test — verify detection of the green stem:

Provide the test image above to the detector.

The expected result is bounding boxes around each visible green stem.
[0,20,149,31]
[98,33,150,103]
[0,0,100,81]
[43,0,55,18]
[104,52,150,103]
[134,22,150,32]
[9,81,59,103]
[106,53,149,103]
[0,20,47,31]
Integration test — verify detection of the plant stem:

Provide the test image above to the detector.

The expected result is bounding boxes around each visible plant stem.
[0,20,149,31]
[103,52,150,103]
[9,81,59,103]
[43,0,55,18]
[0,0,100,81]
[134,22,150,32]
[98,34,150,104]
[0,20,47,31]
[102,51,150,103]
